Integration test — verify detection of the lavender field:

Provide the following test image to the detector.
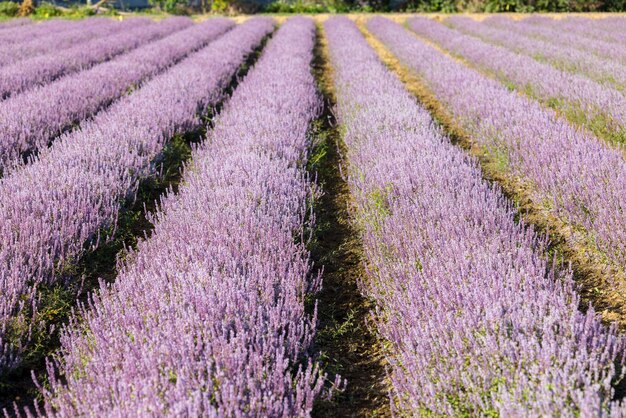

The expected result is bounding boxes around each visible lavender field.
[0,12,625,417]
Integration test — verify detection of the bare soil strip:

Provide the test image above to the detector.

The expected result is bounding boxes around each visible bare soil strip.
[310,23,391,418]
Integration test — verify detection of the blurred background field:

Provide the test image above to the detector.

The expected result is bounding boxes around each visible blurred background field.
[0,0,624,20]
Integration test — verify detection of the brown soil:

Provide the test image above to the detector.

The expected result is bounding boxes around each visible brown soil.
[310,23,391,418]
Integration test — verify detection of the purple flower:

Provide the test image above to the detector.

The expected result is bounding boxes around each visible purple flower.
[38,16,327,416]
[0,17,192,99]
[326,16,626,416]
[372,17,626,273]
[0,17,274,374]
[0,18,234,173]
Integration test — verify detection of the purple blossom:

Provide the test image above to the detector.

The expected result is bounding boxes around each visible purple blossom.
[37,16,326,416]
[326,16,626,416]
[0,18,151,68]
[484,15,626,66]
[0,18,31,30]
[0,19,78,45]
[0,17,192,99]
[526,15,626,45]
[0,18,234,173]
[446,16,626,89]
[406,16,626,136]
[0,17,274,374]
[372,16,626,277]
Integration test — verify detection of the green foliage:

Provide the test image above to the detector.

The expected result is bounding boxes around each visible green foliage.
[33,2,63,18]
[395,0,617,10]
[0,2,116,19]
[403,0,457,11]
[265,0,351,12]
[483,0,574,12]
[265,1,326,12]
[211,0,230,12]
[604,0,625,10]
[0,1,19,16]
[484,0,520,11]
[8,0,619,15]
[567,0,603,11]
[65,4,97,17]
[429,0,457,11]
[0,0,618,15]
[101,6,120,15]
[149,0,190,14]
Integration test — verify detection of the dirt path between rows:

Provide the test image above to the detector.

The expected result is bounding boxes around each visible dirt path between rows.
[309,22,391,418]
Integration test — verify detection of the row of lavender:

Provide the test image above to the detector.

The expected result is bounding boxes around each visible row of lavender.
[0,18,273,373]
[0,18,79,44]
[534,16,626,44]
[0,17,234,173]
[0,18,31,31]
[327,16,626,415]
[406,16,626,145]
[31,16,327,416]
[0,17,192,99]
[0,17,144,68]
[446,16,626,90]
[483,16,626,68]
[376,17,626,274]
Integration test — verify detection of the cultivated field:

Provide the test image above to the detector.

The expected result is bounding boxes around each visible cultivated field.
[0,11,625,417]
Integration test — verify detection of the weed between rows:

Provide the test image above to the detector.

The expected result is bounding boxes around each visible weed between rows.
[0,32,273,415]
[309,24,391,418]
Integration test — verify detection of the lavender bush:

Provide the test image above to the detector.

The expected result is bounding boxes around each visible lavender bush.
[326,16,626,416]
[0,18,31,30]
[0,17,191,99]
[407,17,626,143]
[526,15,626,45]
[370,17,626,292]
[0,19,76,44]
[445,16,626,90]
[591,17,626,31]
[0,18,148,68]
[483,16,626,66]
[0,18,234,173]
[0,17,274,374]
[35,16,328,416]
